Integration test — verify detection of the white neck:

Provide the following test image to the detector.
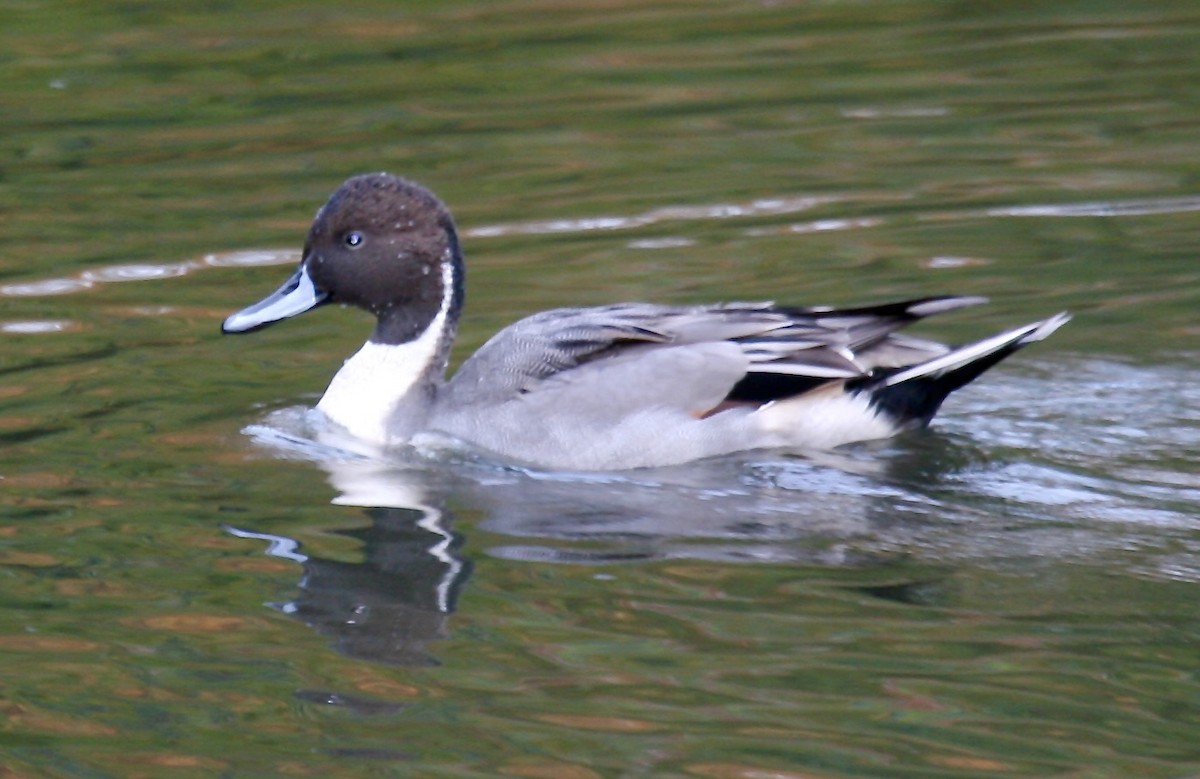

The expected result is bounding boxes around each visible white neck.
[315,261,456,445]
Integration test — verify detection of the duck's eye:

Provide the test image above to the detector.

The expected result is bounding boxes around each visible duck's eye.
[343,231,365,248]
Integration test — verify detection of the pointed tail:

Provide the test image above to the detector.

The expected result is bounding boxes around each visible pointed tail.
[854,312,1071,427]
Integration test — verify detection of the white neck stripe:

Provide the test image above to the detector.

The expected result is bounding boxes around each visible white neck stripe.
[314,256,458,444]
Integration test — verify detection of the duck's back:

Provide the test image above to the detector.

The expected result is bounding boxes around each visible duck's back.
[426,299,970,469]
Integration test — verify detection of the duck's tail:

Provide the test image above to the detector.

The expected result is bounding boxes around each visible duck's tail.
[853,312,1071,428]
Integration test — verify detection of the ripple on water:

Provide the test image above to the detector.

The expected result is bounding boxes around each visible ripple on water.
[203,249,299,268]
[465,194,835,238]
[925,255,991,269]
[0,251,299,300]
[987,195,1200,218]
[0,278,93,297]
[626,237,697,249]
[939,358,1200,535]
[841,105,950,119]
[0,262,197,299]
[784,216,883,234]
[79,263,194,282]
[0,320,75,334]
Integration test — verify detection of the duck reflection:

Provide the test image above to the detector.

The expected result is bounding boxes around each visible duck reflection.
[228,418,972,665]
[227,463,471,667]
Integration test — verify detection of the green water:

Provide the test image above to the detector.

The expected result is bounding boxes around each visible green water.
[3,1,1200,776]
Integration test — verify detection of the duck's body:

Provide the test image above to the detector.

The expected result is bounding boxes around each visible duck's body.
[223,173,1068,470]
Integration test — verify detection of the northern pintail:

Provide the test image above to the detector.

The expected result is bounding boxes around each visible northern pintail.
[223,173,1069,470]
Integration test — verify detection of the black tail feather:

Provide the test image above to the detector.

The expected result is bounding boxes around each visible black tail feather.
[854,351,1006,426]
[851,312,1070,427]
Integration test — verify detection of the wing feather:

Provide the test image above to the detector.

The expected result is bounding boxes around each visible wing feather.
[443,296,985,409]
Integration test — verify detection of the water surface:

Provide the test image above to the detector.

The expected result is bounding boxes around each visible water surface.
[2,1,1199,777]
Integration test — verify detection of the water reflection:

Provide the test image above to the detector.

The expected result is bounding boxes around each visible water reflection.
[227,479,472,667]
[985,194,1200,218]
[0,319,75,334]
[225,420,964,665]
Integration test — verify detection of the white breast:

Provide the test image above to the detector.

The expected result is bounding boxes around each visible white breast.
[315,261,456,444]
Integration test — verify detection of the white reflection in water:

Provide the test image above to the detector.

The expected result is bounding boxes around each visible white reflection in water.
[987,195,1200,218]
[203,249,299,267]
[0,278,93,297]
[627,237,696,249]
[785,217,882,234]
[80,262,193,282]
[465,194,836,238]
[841,106,951,119]
[0,319,74,334]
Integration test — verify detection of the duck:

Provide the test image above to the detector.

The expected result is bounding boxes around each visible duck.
[222,172,1069,471]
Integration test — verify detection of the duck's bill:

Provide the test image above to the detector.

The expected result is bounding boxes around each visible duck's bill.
[221,265,330,334]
